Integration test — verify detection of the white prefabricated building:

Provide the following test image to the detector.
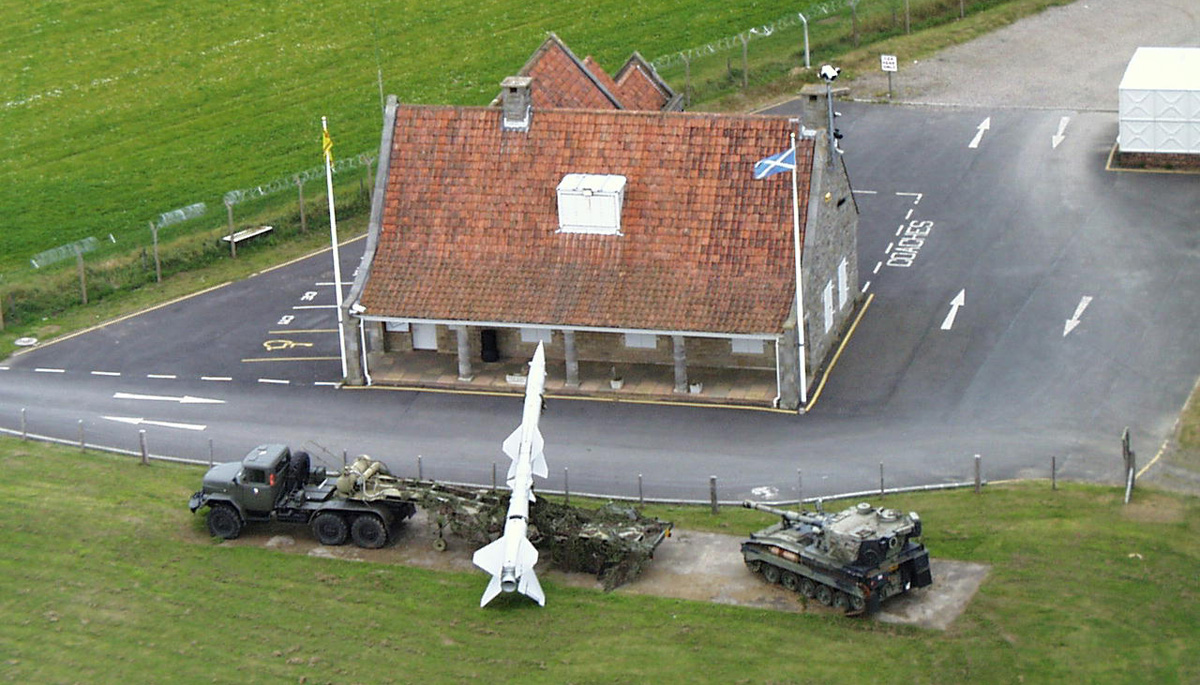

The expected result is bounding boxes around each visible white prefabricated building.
[1118,47,1200,155]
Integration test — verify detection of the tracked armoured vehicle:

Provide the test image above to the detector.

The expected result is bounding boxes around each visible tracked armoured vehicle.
[741,500,932,615]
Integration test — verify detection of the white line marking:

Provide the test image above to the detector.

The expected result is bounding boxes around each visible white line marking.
[896,225,905,236]
[112,391,225,405]
[941,290,966,330]
[102,416,207,432]
[885,242,894,253]
[147,374,177,380]
[90,371,121,377]
[905,209,914,220]
[873,261,882,274]
[852,189,878,195]
[35,368,66,373]
[292,304,338,310]
[201,376,233,382]
[1052,116,1070,149]
[315,282,354,287]
[314,381,340,387]
[0,366,9,371]
[861,281,872,293]
[1063,295,1093,337]
[258,378,290,385]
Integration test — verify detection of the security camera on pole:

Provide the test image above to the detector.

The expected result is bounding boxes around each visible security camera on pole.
[818,64,841,166]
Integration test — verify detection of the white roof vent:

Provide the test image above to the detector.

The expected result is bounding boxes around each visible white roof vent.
[556,174,626,235]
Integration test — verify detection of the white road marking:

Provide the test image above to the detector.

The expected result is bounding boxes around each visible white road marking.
[873,261,882,274]
[112,391,225,405]
[852,189,879,195]
[885,242,894,253]
[895,225,905,236]
[35,368,65,373]
[315,282,354,287]
[862,280,872,293]
[103,416,206,432]
[147,374,177,380]
[895,192,923,205]
[201,376,233,382]
[258,378,290,385]
[1063,296,1093,336]
[941,290,966,330]
[0,366,9,371]
[1052,116,1070,149]
[300,290,319,301]
[905,209,914,220]
[968,117,991,149]
[91,371,121,377]
[313,381,340,387]
[292,304,338,310]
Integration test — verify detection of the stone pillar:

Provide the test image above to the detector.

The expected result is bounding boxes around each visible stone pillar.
[342,307,364,386]
[563,330,580,388]
[672,335,688,393]
[456,326,474,381]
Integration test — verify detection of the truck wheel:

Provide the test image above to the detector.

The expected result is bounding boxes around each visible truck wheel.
[432,537,448,552]
[833,591,850,611]
[816,584,833,606]
[312,512,348,546]
[351,514,387,549]
[762,564,781,584]
[290,451,311,485]
[848,594,866,613]
[207,504,243,540]
[781,571,800,592]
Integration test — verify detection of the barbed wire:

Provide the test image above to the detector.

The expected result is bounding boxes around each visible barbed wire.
[31,236,99,269]
[223,151,377,206]
[650,1,848,71]
[156,202,207,230]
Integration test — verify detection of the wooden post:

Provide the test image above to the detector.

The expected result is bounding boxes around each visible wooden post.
[78,419,84,451]
[0,290,5,332]
[709,475,719,515]
[974,454,982,494]
[75,246,87,305]
[683,55,691,108]
[209,438,214,468]
[797,468,803,505]
[1051,455,1057,491]
[492,462,497,492]
[296,177,307,233]
[150,221,161,284]
[638,473,644,505]
[366,157,374,202]
[879,462,885,498]
[342,449,347,469]
[904,0,911,34]
[225,200,237,258]
[418,455,423,480]
[740,33,749,89]
[139,430,148,466]
[563,467,570,506]
[20,408,26,440]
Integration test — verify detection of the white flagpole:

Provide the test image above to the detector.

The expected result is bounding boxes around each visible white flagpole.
[790,131,808,407]
[323,116,349,379]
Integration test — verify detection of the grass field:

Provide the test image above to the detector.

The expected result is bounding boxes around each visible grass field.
[1,439,1197,683]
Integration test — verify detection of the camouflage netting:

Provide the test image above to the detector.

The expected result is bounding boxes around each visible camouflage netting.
[412,485,672,591]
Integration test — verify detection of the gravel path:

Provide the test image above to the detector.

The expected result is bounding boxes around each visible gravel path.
[847,0,1200,111]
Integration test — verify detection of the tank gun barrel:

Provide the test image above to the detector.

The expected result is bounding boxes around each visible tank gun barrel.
[742,500,824,526]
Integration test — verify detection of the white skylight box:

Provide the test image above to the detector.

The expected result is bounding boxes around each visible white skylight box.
[556,174,626,235]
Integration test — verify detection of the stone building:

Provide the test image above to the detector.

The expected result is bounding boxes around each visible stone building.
[341,80,859,411]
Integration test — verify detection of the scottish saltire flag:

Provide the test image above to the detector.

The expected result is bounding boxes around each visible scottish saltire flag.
[753,146,796,179]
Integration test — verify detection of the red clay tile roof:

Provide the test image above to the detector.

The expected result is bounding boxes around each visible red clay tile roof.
[360,106,813,335]
[582,55,621,97]
[515,36,621,110]
[614,54,674,111]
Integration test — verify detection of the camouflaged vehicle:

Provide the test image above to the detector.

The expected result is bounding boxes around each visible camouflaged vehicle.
[741,500,932,615]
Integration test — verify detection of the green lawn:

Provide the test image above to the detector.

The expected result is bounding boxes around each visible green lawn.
[1,439,1196,683]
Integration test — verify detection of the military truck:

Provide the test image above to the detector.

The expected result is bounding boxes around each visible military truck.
[741,500,932,615]
[189,445,419,549]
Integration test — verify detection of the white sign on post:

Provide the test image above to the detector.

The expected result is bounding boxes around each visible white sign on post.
[880,54,898,72]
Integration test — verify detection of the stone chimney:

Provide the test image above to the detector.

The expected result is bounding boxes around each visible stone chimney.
[798,83,848,131]
[500,76,533,131]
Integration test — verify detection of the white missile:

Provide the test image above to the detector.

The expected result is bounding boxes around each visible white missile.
[473,342,549,607]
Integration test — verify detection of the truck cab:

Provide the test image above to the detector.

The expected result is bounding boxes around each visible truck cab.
[190,444,292,521]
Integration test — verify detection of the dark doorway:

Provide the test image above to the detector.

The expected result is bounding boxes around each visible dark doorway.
[480,329,499,362]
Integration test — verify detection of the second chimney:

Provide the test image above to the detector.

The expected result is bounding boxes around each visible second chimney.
[500,76,532,131]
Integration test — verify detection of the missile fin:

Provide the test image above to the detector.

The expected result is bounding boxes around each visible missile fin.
[501,427,522,462]
[471,537,505,576]
[530,430,547,478]
[479,574,504,607]
[516,537,545,605]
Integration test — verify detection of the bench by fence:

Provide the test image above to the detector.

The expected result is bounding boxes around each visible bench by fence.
[221,225,275,244]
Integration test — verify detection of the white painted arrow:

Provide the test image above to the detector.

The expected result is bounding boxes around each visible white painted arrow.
[102,416,207,431]
[1052,116,1070,149]
[941,290,966,330]
[1063,296,1093,336]
[112,391,225,404]
[968,117,991,149]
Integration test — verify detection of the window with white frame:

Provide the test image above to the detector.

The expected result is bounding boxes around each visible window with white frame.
[731,338,765,355]
[838,258,849,310]
[823,280,835,333]
[520,327,553,344]
[623,332,657,349]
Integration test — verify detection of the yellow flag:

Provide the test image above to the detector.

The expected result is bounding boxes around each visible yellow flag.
[322,128,333,163]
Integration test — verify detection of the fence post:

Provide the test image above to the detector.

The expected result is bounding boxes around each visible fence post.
[709,475,719,515]
[78,419,85,451]
[879,462,885,498]
[1051,455,1057,491]
[492,462,497,492]
[225,199,237,258]
[209,438,215,468]
[20,407,27,440]
[139,430,148,466]
[683,54,692,107]
[740,33,749,89]
[563,467,570,506]
[797,468,803,505]
[150,221,161,284]
[342,449,347,469]
[296,177,307,233]
[1122,428,1136,504]
[637,473,644,505]
[974,454,982,494]
[417,455,423,480]
[75,246,88,305]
